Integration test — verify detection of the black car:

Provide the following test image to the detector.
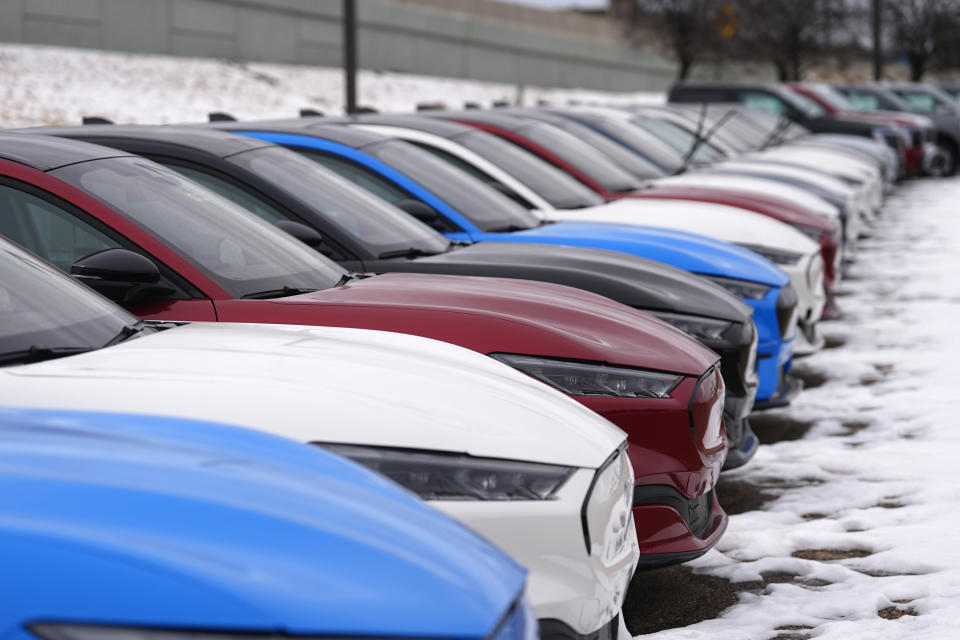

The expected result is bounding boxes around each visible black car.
[21,123,762,469]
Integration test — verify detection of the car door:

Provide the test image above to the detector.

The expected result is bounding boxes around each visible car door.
[0,177,217,321]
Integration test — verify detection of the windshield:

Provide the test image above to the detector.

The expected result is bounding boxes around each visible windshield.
[453,129,603,209]
[567,114,682,174]
[783,90,827,117]
[227,147,449,256]
[630,116,726,164]
[364,138,542,232]
[51,157,347,298]
[514,121,641,194]
[546,116,669,178]
[809,86,857,111]
[0,239,136,360]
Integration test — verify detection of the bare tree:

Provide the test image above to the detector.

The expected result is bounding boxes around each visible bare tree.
[883,0,959,80]
[729,0,850,81]
[620,0,721,80]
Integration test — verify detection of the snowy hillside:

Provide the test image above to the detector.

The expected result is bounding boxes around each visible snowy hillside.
[0,43,664,128]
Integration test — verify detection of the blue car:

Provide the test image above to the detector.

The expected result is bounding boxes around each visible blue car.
[0,407,534,640]
[230,124,797,405]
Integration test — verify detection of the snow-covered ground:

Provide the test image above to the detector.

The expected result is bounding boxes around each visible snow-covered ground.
[0,43,663,128]
[645,177,960,639]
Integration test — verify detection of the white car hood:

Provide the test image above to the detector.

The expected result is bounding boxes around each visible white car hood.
[746,147,877,182]
[711,160,856,197]
[651,174,840,221]
[0,323,625,468]
[549,197,819,254]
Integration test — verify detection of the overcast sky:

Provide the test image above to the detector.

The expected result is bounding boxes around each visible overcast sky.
[496,0,608,10]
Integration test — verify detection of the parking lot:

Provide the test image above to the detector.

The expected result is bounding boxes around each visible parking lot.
[624,176,960,639]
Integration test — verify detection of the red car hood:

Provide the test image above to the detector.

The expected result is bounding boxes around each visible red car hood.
[217,273,717,376]
[633,185,834,233]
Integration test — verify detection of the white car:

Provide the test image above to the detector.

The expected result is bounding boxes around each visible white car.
[351,123,825,354]
[0,239,638,640]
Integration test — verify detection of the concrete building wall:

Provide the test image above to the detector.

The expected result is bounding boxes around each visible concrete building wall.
[0,0,772,91]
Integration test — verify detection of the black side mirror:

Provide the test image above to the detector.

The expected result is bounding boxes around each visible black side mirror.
[71,248,175,304]
[395,199,443,227]
[275,220,323,248]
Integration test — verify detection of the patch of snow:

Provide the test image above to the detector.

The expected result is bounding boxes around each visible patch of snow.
[0,43,663,128]
[639,177,960,639]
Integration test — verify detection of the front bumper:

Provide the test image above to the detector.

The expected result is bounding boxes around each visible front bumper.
[435,453,638,638]
[540,614,620,640]
[631,489,728,569]
[721,393,759,470]
[779,255,826,350]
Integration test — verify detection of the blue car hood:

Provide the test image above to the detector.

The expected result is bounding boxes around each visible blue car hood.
[0,408,523,638]
[494,221,788,286]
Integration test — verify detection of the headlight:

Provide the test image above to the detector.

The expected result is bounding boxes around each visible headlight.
[793,224,825,243]
[704,276,772,300]
[737,244,803,266]
[30,627,304,640]
[318,443,574,500]
[647,311,733,341]
[583,447,634,564]
[490,354,682,399]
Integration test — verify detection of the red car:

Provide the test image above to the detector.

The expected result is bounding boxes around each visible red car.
[0,132,728,566]
[435,110,842,296]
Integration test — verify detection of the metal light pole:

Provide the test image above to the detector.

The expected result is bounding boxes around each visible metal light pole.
[872,0,883,81]
[343,0,357,114]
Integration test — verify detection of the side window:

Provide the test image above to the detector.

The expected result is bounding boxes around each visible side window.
[899,92,936,113]
[0,184,120,271]
[159,163,290,224]
[740,92,787,115]
[294,149,410,204]
[846,92,879,111]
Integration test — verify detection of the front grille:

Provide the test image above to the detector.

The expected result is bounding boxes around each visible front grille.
[633,486,714,537]
[776,283,800,340]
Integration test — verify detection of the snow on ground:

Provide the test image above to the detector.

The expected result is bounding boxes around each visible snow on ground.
[0,43,663,128]
[641,177,960,639]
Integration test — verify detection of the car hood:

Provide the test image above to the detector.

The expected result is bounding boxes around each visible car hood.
[1,323,627,468]
[653,173,840,220]
[0,408,523,636]
[748,147,877,181]
[402,241,752,322]
[710,160,854,196]
[273,272,721,375]
[628,185,835,231]
[496,221,788,286]
[546,198,819,255]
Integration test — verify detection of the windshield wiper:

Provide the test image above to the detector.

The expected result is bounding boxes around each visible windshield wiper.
[0,346,96,367]
[377,247,444,260]
[102,320,150,348]
[241,286,320,300]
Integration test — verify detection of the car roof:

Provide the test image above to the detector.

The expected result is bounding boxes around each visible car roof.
[11,124,273,159]
[217,118,391,148]
[0,132,134,171]
[354,114,476,138]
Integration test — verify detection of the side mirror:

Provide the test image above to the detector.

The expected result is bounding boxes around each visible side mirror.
[275,220,323,248]
[71,248,175,304]
[395,199,442,226]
